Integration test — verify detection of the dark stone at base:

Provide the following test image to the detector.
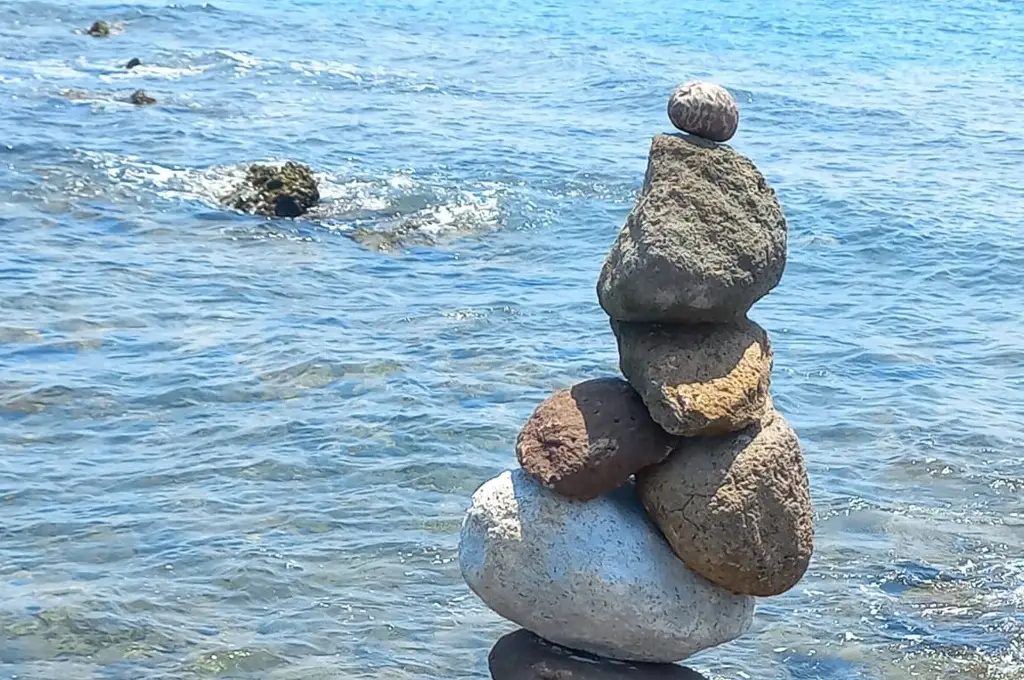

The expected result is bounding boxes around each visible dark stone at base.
[86,21,111,37]
[489,630,708,680]
[129,90,156,105]
[125,58,142,70]
[224,162,320,218]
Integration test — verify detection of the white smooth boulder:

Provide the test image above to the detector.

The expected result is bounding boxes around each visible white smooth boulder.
[458,469,755,663]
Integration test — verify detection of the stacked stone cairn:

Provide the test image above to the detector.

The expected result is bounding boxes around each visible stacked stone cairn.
[459,80,814,666]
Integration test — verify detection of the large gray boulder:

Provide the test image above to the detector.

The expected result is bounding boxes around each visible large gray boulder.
[459,468,754,663]
[612,318,772,437]
[636,409,814,597]
[597,134,787,323]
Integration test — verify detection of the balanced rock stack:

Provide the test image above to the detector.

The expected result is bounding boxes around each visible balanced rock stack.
[459,81,814,666]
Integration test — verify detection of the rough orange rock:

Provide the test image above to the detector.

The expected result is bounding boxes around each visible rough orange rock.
[612,318,772,436]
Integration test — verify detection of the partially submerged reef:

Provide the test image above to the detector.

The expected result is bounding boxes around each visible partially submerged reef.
[222,162,321,218]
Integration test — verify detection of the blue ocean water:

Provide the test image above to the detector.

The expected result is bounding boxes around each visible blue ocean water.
[1,0,1023,678]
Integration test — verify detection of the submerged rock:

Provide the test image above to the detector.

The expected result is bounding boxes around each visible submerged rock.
[125,58,142,70]
[612,319,772,437]
[489,630,709,680]
[129,89,156,106]
[515,378,677,500]
[667,81,739,142]
[459,468,754,663]
[224,162,320,218]
[597,134,787,324]
[637,410,814,597]
[86,21,111,37]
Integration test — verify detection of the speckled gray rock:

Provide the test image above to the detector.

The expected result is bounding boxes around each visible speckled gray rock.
[636,410,814,597]
[667,81,739,142]
[489,630,709,680]
[597,134,787,324]
[515,378,678,500]
[459,468,754,663]
[612,319,772,436]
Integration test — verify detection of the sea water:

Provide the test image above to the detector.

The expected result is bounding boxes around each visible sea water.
[1,0,1022,678]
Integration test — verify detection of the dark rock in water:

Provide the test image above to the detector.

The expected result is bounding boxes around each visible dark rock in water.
[224,162,320,218]
[349,223,433,251]
[489,630,709,680]
[125,58,142,70]
[129,89,156,106]
[86,21,111,37]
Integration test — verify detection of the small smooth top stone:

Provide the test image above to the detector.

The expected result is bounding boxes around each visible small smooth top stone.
[515,377,678,500]
[489,629,709,680]
[597,134,787,324]
[612,318,772,437]
[667,81,739,143]
[459,468,754,663]
[125,58,142,70]
[636,410,814,597]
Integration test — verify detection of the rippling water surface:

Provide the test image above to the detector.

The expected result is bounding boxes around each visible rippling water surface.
[2,1,1023,678]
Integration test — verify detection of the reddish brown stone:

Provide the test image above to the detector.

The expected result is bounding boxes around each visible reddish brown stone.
[515,378,677,500]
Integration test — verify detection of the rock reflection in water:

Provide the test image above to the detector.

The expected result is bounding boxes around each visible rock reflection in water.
[488,630,709,680]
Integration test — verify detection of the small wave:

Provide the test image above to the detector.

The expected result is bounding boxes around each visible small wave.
[287,59,439,91]
[214,49,259,71]
[314,172,504,250]
[36,152,505,248]
[99,64,212,82]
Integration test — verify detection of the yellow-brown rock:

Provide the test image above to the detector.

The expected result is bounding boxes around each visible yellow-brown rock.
[612,318,771,437]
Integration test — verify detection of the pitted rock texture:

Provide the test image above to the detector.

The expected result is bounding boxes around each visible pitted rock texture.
[488,629,709,680]
[636,411,813,596]
[224,161,320,218]
[515,378,678,500]
[612,319,772,437]
[667,81,739,142]
[597,134,787,324]
[459,468,755,663]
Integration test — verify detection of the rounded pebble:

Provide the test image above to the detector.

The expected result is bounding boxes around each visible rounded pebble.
[667,81,739,142]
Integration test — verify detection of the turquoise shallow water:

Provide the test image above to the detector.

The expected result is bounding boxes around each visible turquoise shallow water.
[1,1,1023,678]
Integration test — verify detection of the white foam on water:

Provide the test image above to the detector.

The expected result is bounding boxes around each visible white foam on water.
[99,64,213,82]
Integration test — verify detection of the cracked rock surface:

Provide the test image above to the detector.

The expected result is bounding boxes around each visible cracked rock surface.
[636,409,813,596]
